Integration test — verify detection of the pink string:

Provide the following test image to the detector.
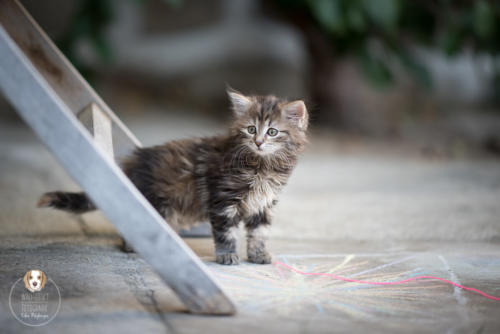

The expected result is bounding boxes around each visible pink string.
[274,261,500,302]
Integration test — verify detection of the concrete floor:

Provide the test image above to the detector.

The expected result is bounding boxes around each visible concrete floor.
[1,237,500,333]
[1,114,500,333]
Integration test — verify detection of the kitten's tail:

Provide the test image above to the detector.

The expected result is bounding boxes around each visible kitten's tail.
[37,191,96,214]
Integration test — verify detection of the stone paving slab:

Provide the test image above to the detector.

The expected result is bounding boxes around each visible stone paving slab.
[1,236,499,333]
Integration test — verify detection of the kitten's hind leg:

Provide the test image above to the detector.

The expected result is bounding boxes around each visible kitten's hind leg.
[245,211,272,264]
[210,211,240,265]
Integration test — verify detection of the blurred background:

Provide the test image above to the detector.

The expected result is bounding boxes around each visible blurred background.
[1,0,500,155]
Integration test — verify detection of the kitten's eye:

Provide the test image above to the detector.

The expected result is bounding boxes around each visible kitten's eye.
[247,126,256,134]
[267,128,278,136]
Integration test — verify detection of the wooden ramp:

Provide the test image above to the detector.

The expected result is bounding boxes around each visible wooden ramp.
[0,0,235,315]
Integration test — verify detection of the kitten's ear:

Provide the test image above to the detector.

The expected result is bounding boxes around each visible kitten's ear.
[283,100,308,130]
[227,89,251,116]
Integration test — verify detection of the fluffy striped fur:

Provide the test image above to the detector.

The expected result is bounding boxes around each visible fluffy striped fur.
[38,89,309,265]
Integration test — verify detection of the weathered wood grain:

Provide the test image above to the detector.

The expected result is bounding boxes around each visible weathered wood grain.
[78,103,114,158]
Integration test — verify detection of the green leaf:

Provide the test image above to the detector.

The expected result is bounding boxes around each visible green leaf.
[346,7,366,32]
[474,0,496,40]
[362,0,399,30]
[357,47,393,88]
[442,27,465,56]
[307,0,345,34]
[92,35,112,62]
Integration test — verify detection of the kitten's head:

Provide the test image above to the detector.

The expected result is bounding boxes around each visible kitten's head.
[228,89,308,157]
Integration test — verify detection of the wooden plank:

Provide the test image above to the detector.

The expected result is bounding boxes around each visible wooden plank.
[0,19,235,315]
[0,0,140,160]
[78,103,114,158]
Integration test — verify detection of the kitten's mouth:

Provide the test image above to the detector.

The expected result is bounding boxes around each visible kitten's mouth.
[250,143,272,155]
[254,146,265,154]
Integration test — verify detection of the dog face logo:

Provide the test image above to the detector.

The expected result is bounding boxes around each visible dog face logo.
[23,270,47,293]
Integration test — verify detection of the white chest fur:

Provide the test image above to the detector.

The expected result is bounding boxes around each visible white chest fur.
[240,173,281,216]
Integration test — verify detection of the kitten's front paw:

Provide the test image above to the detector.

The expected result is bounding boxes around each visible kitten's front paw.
[216,253,240,265]
[248,250,272,264]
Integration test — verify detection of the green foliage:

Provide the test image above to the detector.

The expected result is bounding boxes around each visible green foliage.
[59,0,500,91]
[272,0,500,89]
[58,0,113,80]
[57,0,181,80]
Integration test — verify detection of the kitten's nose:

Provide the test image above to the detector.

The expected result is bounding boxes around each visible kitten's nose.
[255,140,263,148]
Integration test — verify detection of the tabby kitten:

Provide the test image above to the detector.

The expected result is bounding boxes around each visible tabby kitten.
[38,89,309,265]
